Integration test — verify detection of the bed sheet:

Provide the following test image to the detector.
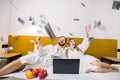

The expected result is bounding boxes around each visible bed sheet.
[2,71,120,80]
[2,65,120,80]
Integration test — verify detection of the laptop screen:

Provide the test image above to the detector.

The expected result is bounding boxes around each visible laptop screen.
[53,59,80,74]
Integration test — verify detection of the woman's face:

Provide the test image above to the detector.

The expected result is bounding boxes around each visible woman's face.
[69,39,76,48]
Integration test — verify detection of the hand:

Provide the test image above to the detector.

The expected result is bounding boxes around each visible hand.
[85,24,91,33]
[36,36,41,43]
[85,24,91,37]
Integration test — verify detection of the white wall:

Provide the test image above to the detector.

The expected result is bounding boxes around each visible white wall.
[0,0,12,54]
[0,0,120,47]
[0,0,11,42]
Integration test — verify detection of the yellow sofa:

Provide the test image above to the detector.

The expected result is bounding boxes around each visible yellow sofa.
[8,35,117,59]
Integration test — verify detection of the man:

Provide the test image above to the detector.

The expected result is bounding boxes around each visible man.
[0,36,66,76]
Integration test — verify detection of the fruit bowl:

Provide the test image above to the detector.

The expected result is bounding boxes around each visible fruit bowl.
[25,66,48,80]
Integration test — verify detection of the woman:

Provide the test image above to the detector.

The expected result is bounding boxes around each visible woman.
[66,25,119,73]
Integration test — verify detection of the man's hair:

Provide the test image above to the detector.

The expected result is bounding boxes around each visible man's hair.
[59,36,67,43]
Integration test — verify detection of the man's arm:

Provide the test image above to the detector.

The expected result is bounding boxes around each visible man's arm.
[33,36,48,57]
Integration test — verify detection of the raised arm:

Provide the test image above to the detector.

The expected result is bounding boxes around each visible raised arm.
[33,36,42,53]
[78,25,92,53]
[33,36,48,57]
[85,24,91,37]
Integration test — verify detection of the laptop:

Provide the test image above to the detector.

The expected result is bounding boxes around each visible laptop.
[53,59,80,74]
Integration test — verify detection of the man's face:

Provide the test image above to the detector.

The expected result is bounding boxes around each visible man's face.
[58,37,66,46]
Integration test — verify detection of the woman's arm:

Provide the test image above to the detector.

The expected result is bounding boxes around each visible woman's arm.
[85,24,91,38]
[77,25,92,53]
[77,37,90,53]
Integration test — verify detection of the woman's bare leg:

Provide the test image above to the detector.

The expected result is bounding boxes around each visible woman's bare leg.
[0,59,26,76]
[93,67,118,73]
[91,61,119,71]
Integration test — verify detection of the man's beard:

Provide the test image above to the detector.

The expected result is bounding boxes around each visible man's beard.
[58,42,65,46]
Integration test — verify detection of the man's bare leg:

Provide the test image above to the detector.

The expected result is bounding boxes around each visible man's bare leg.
[0,59,26,76]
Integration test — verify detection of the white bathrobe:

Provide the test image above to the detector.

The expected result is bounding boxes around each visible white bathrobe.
[20,44,66,70]
[67,37,99,73]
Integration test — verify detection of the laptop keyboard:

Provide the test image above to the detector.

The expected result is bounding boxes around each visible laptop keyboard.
[45,74,97,80]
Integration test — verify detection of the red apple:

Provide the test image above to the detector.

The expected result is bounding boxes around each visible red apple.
[42,69,47,76]
[32,69,39,78]
[38,72,44,79]
[38,69,48,80]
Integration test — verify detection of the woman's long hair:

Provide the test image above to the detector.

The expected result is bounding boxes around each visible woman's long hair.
[66,38,82,58]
